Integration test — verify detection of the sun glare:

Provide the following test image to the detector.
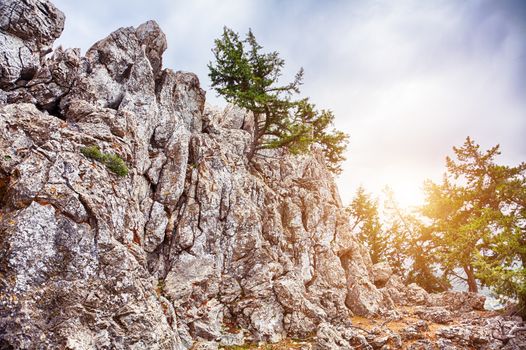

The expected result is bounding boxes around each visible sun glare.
[386,178,426,209]
[341,168,433,211]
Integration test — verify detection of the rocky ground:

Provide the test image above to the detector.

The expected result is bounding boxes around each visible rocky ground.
[0,0,524,349]
[210,280,526,350]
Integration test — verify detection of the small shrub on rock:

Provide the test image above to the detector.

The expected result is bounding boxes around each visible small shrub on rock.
[80,145,105,162]
[104,153,129,177]
[81,145,129,177]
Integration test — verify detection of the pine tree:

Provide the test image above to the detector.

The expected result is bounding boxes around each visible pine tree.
[208,27,348,173]
[384,188,448,292]
[348,187,448,292]
[348,187,388,264]
[422,137,526,315]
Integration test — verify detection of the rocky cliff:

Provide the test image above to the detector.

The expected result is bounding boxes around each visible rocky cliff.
[0,1,524,349]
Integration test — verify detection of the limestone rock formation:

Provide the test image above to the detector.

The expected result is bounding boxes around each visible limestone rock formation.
[0,1,524,349]
[0,0,65,89]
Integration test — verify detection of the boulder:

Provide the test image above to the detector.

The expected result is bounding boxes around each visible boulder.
[371,262,392,287]
[346,281,384,317]
[429,291,486,312]
[414,306,453,324]
[406,283,430,305]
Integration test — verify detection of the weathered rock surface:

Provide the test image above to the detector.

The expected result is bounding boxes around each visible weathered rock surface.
[0,0,65,89]
[0,1,370,348]
[429,291,486,312]
[371,261,392,287]
[0,1,525,350]
[414,306,454,324]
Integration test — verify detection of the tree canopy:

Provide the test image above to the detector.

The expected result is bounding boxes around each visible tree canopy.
[421,137,526,314]
[348,187,448,292]
[348,187,387,265]
[208,27,348,173]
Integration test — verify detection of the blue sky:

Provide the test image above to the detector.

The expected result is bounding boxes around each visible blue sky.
[52,0,526,207]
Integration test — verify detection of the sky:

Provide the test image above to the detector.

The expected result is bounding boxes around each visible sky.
[51,0,526,208]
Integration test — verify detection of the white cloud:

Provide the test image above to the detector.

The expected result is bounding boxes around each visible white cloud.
[51,0,526,207]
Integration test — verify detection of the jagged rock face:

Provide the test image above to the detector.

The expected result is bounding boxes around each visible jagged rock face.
[1,1,524,350]
[0,0,65,89]
[0,1,380,349]
[162,125,365,344]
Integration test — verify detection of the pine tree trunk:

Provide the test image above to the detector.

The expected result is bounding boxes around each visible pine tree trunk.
[464,265,478,293]
[247,114,262,161]
[519,255,526,317]
[516,292,526,318]
[247,141,257,161]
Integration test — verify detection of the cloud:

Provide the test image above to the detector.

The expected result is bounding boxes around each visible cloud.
[51,0,526,206]
[279,0,526,205]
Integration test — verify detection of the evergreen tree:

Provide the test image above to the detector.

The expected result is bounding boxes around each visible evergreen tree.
[384,188,448,292]
[422,137,526,315]
[348,187,448,292]
[208,27,348,173]
[384,221,409,277]
[348,187,388,264]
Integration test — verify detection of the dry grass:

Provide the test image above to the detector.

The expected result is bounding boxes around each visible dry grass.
[219,339,311,350]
